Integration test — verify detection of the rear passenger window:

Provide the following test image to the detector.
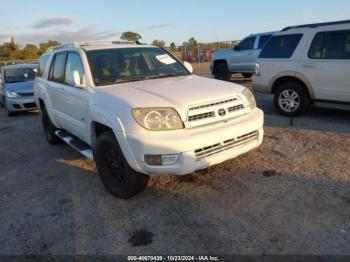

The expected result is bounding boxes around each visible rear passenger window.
[259,34,303,59]
[238,37,256,51]
[309,30,350,59]
[49,53,67,82]
[258,35,272,49]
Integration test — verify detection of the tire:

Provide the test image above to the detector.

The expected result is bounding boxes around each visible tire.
[242,73,253,78]
[4,99,14,117]
[274,82,310,116]
[214,62,231,81]
[0,96,4,108]
[94,131,149,199]
[41,106,61,145]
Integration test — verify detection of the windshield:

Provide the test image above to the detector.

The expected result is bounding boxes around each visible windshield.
[4,67,37,83]
[87,47,190,86]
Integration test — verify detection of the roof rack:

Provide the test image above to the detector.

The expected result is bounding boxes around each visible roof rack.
[46,40,143,52]
[282,20,350,31]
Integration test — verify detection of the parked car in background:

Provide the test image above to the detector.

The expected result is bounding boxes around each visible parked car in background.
[34,41,264,199]
[0,64,38,116]
[211,32,276,80]
[253,20,350,116]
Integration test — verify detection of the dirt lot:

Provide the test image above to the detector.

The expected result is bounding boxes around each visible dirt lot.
[0,63,349,255]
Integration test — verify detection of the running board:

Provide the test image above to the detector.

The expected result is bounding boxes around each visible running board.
[55,130,94,160]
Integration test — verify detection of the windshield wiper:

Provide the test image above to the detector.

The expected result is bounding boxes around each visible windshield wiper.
[145,73,183,80]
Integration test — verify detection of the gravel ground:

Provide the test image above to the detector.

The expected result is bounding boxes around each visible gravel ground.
[0,63,349,255]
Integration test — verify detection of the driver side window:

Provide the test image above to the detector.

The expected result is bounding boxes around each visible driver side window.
[65,53,86,87]
[238,36,256,51]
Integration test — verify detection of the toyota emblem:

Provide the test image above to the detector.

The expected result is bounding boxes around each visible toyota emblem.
[218,108,226,117]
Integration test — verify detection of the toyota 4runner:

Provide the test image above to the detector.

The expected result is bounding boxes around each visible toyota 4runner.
[34,41,264,199]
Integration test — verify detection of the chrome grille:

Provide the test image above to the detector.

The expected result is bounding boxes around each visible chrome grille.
[189,98,238,111]
[187,97,245,124]
[195,131,258,160]
[228,104,244,113]
[188,112,215,122]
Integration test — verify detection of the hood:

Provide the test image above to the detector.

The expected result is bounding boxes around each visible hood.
[96,75,245,119]
[5,81,34,93]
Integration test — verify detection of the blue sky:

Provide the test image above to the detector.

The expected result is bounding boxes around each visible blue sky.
[0,0,349,45]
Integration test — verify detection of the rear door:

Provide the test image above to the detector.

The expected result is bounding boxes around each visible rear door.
[300,29,350,102]
[229,36,257,73]
[46,52,68,126]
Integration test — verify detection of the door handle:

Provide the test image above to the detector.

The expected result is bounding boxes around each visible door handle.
[302,63,315,68]
[59,87,65,93]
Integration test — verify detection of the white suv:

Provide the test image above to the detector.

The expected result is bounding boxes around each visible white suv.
[253,20,350,116]
[34,41,264,198]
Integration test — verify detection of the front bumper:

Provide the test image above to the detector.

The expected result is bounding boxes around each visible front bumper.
[5,96,37,111]
[125,108,264,176]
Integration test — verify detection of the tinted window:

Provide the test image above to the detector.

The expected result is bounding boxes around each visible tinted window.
[49,53,67,82]
[238,37,256,51]
[259,34,303,59]
[309,30,350,59]
[37,55,50,77]
[258,35,272,49]
[65,53,85,86]
[87,48,189,86]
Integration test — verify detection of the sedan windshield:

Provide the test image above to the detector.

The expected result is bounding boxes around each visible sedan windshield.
[87,47,190,86]
[4,67,37,83]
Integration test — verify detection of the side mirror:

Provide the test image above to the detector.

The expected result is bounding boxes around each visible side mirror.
[234,45,241,51]
[183,61,193,74]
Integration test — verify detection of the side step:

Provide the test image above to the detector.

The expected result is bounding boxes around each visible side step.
[55,130,94,160]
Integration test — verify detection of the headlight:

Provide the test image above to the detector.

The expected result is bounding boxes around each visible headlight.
[5,90,20,98]
[242,88,256,110]
[132,108,184,131]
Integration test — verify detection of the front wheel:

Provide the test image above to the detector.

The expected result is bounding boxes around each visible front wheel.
[94,131,149,199]
[41,106,61,144]
[274,82,310,116]
[214,63,231,81]
[4,99,14,117]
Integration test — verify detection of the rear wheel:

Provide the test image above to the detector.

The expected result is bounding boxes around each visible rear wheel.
[274,82,310,116]
[242,73,253,78]
[214,62,231,81]
[41,105,61,144]
[94,131,149,199]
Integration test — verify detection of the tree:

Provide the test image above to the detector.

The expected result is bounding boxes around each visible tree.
[152,40,165,48]
[3,38,21,61]
[21,44,39,60]
[120,31,142,42]
[187,37,199,53]
[170,42,176,52]
[38,40,61,55]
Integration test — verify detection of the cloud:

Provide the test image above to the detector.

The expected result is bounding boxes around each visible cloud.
[0,27,122,45]
[32,17,74,29]
[143,24,172,31]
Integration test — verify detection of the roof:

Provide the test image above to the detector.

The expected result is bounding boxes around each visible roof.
[282,20,350,31]
[46,41,154,53]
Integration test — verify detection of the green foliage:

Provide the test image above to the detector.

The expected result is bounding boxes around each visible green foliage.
[2,38,21,61]
[170,42,176,52]
[186,37,199,53]
[152,40,166,48]
[22,44,39,60]
[120,31,142,42]
[38,40,61,55]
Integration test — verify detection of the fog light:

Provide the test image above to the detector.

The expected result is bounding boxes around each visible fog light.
[144,154,179,166]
